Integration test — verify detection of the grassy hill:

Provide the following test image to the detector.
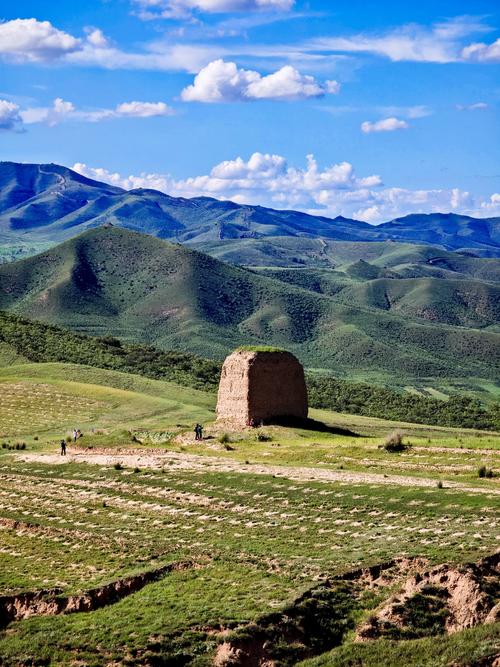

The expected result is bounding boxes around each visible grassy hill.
[0,226,499,398]
[2,311,497,429]
[1,162,499,256]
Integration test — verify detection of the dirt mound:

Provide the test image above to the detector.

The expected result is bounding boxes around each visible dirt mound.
[216,350,308,427]
[356,552,500,641]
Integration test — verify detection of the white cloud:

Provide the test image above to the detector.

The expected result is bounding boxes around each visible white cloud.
[20,98,175,126]
[115,101,175,117]
[479,193,500,214]
[306,16,493,64]
[462,38,500,62]
[361,117,409,134]
[0,99,23,131]
[181,59,339,102]
[0,18,215,72]
[21,97,76,126]
[0,18,81,62]
[379,105,432,119]
[73,153,500,222]
[0,15,496,76]
[132,0,294,20]
[456,102,489,111]
[84,28,110,48]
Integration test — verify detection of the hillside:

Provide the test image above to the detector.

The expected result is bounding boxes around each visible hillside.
[1,162,499,256]
[0,226,499,396]
[1,311,497,429]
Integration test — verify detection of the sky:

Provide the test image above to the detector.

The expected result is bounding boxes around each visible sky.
[0,0,499,222]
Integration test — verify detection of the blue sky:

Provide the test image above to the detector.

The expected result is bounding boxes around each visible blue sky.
[0,0,499,221]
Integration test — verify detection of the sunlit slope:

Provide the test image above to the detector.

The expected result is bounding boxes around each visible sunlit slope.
[0,362,215,439]
[0,226,499,388]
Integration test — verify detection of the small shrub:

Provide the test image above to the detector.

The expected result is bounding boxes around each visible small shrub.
[134,467,141,474]
[257,433,272,442]
[479,466,494,478]
[437,481,443,489]
[218,433,231,444]
[114,462,123,471]
[66,436,72,443]
[33,436,38,441]
[20,443,26,450]
[223,443,235,451]
[381,430,410,453]
[1,443,7,449]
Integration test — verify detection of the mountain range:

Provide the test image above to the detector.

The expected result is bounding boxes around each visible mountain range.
[1,161,499,258]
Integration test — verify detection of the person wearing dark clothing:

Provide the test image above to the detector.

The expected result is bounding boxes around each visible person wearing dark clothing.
[60,439,67,456]
[194,424,203,441]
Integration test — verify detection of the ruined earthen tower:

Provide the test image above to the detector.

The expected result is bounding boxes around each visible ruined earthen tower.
[216,349,308,427]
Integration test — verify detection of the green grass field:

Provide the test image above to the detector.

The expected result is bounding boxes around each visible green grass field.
[0,361,498,665]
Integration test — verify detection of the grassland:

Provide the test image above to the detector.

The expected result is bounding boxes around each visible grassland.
[1,226,499,401]
[0,361,498,665]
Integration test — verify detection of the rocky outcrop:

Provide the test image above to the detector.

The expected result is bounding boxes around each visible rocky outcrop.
[216,349,308,427]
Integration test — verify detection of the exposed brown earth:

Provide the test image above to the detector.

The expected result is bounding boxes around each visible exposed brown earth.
[216,350,308,427]
[0,559,201,627]
[212,553,500,667]
[356,551,500,640]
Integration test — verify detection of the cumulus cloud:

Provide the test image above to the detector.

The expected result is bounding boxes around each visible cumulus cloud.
[0,99,23,131]
[19,98,174,126]
[72,153,500,222]
[132,0,294,20]
[0,18,215,72]
[181,60,340,102]
[0,18,81,62]
[21,98,76,126]
[84,28,110,48]
[361,117,409,134]
[462,38,500,62]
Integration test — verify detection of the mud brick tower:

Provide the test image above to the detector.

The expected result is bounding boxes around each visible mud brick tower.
[216,349,308,427]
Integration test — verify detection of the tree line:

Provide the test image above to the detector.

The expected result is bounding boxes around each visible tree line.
[1,311,498,430]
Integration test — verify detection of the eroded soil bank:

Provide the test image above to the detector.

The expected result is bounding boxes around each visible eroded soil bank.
[0,559,200,628]
[213,553,500,666]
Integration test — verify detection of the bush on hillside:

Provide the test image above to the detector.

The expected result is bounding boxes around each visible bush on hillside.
[380,430,410,453]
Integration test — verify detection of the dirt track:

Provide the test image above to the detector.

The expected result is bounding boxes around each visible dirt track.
[17,449,500,496]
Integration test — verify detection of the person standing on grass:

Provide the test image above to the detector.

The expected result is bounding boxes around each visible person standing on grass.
[73,429,78,443]
[60,439,66,456]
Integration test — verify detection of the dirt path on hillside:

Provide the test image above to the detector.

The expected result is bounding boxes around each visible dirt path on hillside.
[16,449,500,496]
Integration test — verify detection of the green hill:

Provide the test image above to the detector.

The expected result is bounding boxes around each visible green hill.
[0,226,499,396]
